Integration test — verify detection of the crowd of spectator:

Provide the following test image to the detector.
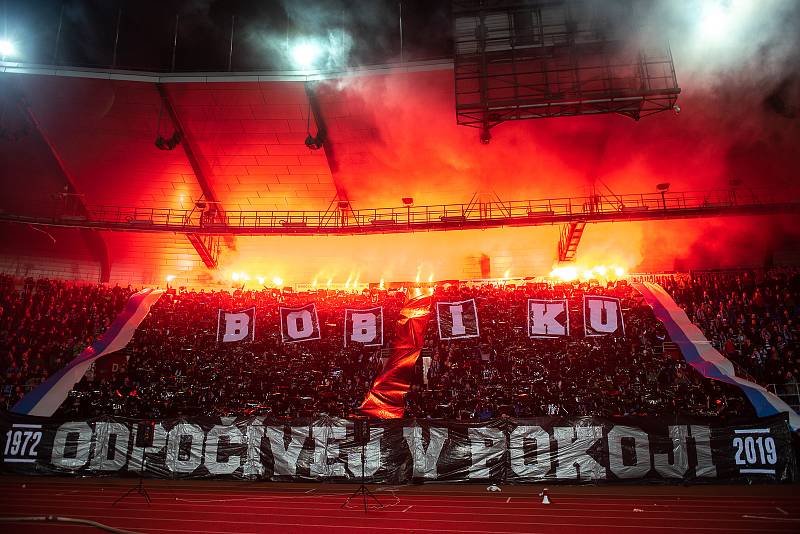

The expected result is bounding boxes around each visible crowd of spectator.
[407,281,751,420]
[0,276,132,411]
[660,269,799,391]
[0,268,797,421]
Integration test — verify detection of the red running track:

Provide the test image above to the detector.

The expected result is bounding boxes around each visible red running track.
[1,477,799,533]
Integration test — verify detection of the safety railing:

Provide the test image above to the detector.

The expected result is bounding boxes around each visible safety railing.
[3,187,797,235]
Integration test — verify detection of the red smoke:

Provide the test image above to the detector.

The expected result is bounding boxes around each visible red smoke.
[308,65,800,276]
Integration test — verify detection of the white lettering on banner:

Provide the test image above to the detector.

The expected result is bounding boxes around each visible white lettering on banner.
[346,427,384,478]
[690,425,718,478]
[89,422,130,472]
[584,296,624,336]
[242,420,266,478]
[51,422,93,469]
[26,419,752,483]
[344,308,383,347]
[205,425,244,475]
[509,425,552,478]
[653,425,689,478]
[4,423,43,464]
[607,425,652,479]
[204,299,641,342]
[222,312,250,342]
[351,313,377,342]
[553,426,605,480]
[450,305,466,335]
[310,425,346,478]
[403,427,448,479]
[267,426,309,477]
[467,427,505,479]
[732,429,778,475]
[287,310,313,339]
[129,423,167,472]
[280,305,321,343]
[528,299,568,338]
[166,423,204,474]
[436,299,479,340]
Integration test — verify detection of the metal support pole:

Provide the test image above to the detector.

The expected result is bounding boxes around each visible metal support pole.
[53,3,64,65]
[111,7,122,69]
[227,15,235,72]
[399,1,404,64]
[170,15,179,72]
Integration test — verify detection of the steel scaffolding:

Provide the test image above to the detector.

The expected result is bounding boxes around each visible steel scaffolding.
[453,0,680,138]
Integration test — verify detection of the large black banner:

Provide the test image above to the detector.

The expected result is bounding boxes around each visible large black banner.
[1,411,794,484]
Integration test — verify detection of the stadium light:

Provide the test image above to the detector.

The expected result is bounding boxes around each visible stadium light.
[291,41,322,68]
[0,39,16,59]
[656,182,670,210]
[700,2,729,41]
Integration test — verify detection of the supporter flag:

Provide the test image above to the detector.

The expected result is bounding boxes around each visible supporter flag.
[360,295,432,418]
[280,303,321,343]
[344,307,383,347]
[216,307,256,343]
[527,299,569,338]
[436,299,479,340]
[633,281,800,431]
[12,288,164,417]
[583,295,624,336]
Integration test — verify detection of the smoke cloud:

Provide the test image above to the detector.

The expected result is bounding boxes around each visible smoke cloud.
[291,0,800,281]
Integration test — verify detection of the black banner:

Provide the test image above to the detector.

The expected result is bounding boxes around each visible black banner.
[1,411,794,483]
[344,307,384,347]
[216,307,256,343]
[436,299,480,340]
[279,304,321,343]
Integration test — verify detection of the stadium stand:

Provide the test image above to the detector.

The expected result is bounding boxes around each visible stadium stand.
[4,270,795,421]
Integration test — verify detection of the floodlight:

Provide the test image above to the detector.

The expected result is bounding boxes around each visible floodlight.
[699,3,729,41]
[0,39,16,58]
[656,183,671,191]
[292,42,321,68]
[402,197,414,206]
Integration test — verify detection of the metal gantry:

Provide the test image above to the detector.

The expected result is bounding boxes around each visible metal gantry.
[2,188,797,241]
[452,0,680,140]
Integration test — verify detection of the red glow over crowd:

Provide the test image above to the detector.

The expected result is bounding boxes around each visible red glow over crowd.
[2,269,797,421]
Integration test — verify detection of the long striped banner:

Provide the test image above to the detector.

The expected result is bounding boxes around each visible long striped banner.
[633,281,799,431]
[12,287,164,417]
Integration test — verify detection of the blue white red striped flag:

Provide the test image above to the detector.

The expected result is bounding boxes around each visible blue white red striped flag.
[633,281,799,431]
[12,287,164,417]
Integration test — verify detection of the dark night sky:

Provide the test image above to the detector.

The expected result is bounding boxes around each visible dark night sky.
[2,0,452,71]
